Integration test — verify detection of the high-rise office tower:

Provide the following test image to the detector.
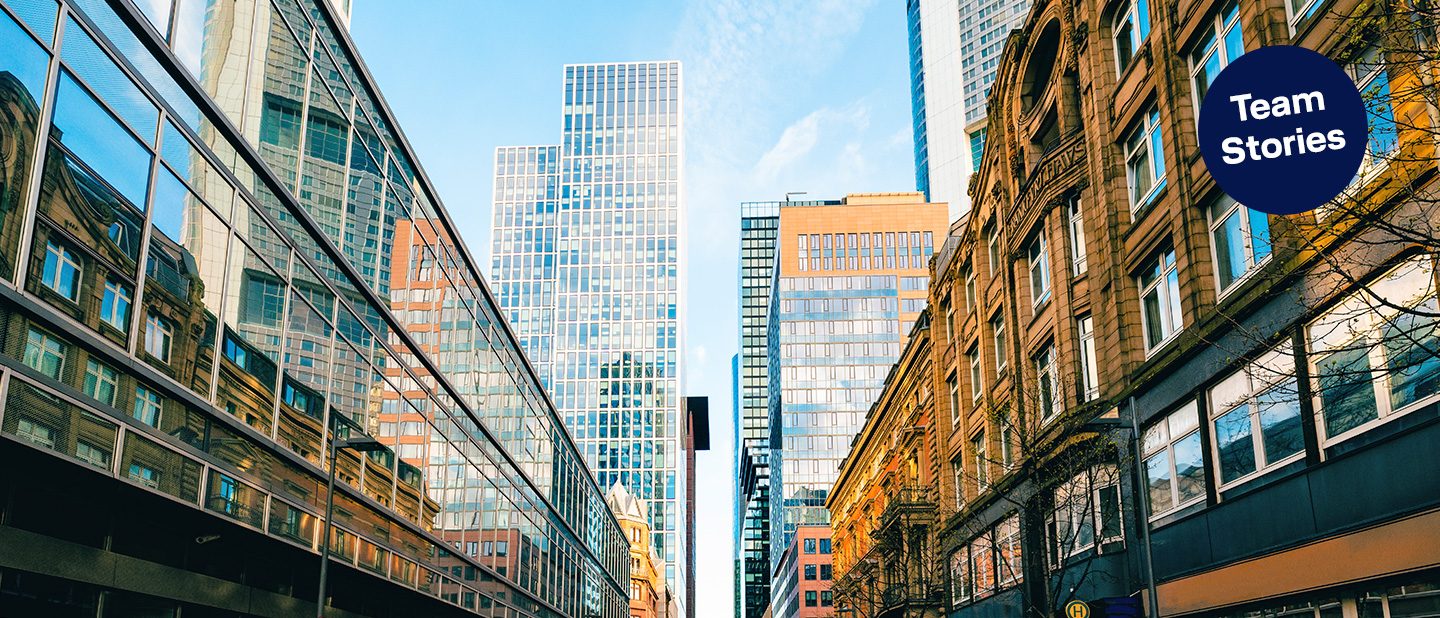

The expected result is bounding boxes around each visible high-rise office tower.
[492,61,687,612]
[764,194,949,596]
[734,200,779,618]
[906,0,1029,219]
[0,0,627,616]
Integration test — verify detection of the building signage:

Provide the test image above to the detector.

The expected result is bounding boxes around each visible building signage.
[1197,45,1369,215]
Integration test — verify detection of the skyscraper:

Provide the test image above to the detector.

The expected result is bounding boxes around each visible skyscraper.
[907,0,1029,219]
[492,61,687,612]
[735,200,779,618]
[0,0,627,616]
[762,193,949,609]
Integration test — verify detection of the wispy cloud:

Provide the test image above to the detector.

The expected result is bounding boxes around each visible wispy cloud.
[754,103,871,183]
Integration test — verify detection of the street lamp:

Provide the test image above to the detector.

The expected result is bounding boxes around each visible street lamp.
[316,431,387,617]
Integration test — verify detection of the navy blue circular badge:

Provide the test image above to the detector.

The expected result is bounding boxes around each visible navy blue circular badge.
[1197,45,1368,215]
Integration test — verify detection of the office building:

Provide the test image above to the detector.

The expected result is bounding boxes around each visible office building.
[0,0,627,616]
[769,524,835,618]
[833,1,1440,618]
[735,200,779,618]
[905,0,1029,219]
[491,61,688,612]
[766,193,948,606]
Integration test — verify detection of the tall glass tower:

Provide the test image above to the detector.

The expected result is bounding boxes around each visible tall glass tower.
[735,201,782,618]
[492,61,686,607]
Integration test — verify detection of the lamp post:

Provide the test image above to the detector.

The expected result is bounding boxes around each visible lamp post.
[316,431,387,617]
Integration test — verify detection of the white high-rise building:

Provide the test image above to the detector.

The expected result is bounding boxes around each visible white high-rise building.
[907,0,1030,220]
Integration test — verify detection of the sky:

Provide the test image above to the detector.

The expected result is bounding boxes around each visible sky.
[349,3,915,617]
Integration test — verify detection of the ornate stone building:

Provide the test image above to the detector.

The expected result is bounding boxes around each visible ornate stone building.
[833,1,1440,618]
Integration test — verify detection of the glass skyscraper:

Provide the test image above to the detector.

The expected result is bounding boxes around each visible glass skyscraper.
[735,200,781,618]
[763,194,949,578]
[491,61,687,607]
[0,0,626,616]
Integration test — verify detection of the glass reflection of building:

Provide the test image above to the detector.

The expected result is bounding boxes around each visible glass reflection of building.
[764,194,949,577]
[491,62,687,606]
[0,0,627,617]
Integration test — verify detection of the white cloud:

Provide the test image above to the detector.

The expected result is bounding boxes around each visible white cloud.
[753,103,870,183]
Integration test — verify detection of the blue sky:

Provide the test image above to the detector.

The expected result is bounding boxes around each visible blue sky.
[350,3,914,616]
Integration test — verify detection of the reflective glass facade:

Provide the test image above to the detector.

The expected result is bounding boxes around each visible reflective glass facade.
[764,195,948,577]
[735,200,784,618]
[0,0,626,616]
[491,62,686,602]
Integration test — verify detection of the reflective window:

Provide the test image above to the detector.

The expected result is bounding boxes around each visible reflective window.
[1189,2,1243,109]
[59,16,158,140]
[133,385,162,427]
[83,357,119,406]
[1113,0,1151,73]
[4,0,59,45]
[51,71,152,208]
[144,312,173,363]
[1209,343,1302,487]
[23,327,66,379]
[41,239,82,300]
[1142,401,1205,518]
[1139,248,1183,351]
[1125,107,1166,211]
[101,277,133,331]
[0,4,51,280]
[1209,194,1272,294]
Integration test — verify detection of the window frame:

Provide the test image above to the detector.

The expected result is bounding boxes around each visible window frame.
[101,278,133,332]
[1207,342,1304,490]
[1028,231,1051,307]
[133,385,163,427]
[84,358,120,407]
[23,327,67,380]
[1067,196,1088,275]
[1124,107,1166,212]
[1307,255,1440,447]
[948,372,961,424]
[973,431,989,491]
[1112,0,1152,74]
[1141,400,1207,520]
[1187,1,1244,118]
[1138,248,1184,353]
[1077,316,1099,402]
[144,312,174,363]
[992,315,1007,372]
[41,240,83,302]
[1208,194,1273,297]
[1035,344,1058,422]
[969,345,984,406]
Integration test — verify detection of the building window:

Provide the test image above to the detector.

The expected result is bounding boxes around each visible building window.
[973,432,988,491]
[1077,316,1099,402]
[803,538,817,554]
[804,564,817,580]
[41,240,82,301]
[971,532,996,599]
[1209,342,1303,488]
[101,278,133,331]
[1209,195,1272,294]
[84,358,120,406]
[23,328,66,380]
[16,418,56,448]
[996,513,1023,586]
[1189,1,1244,110]
[992,315,1007,372]
[76,440,111,468]
[1138,248,1183,351]
[945,300,957,343]
[969,129,987,171]
[969,346,984,406]
[1285,0,1324,32]
[821,591,833,607]
[805,591,817,607]
[987,227,1000,278]
[1113,0,1152,73]
[1347,46,1398,172]
[948,372,961,423]
[952,457,965,507]
[819,538,831,553]
[1000,425,1014,471]
[1051,466,1122,562]
[821,564,832,579]
[134,386,162,428]
[1034,345,1057,421]
[144,313,173,363]
[1141,400,1206,518]
[1028,232,1051,306]
[1068,197,1088,275]
[128,463,160,488]
[1124,107,1166,211]
[965,267,977,309]
[1309,255,1439,445]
